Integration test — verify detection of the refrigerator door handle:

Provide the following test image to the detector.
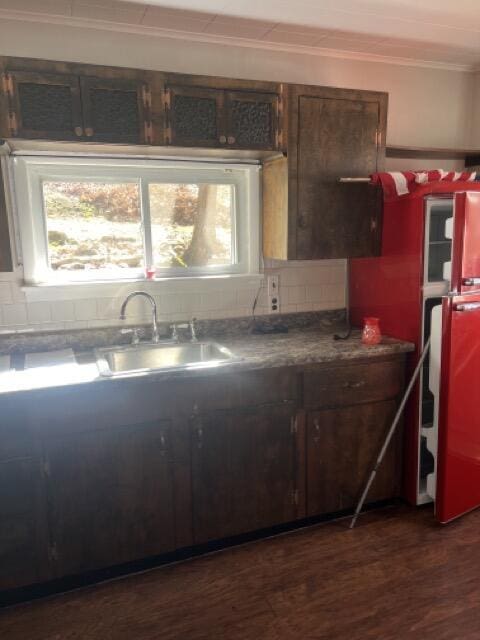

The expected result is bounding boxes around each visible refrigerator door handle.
[462,277,480,286]
[454,301,480,312]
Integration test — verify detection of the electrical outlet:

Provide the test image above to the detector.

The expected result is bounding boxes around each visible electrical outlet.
[267,274,280,313]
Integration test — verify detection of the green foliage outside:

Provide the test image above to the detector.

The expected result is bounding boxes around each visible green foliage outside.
[44,181,233,271]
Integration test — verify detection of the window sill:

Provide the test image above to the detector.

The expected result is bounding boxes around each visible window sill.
[22,273,264,302]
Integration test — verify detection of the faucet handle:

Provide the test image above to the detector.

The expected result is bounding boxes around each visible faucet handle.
[190,317,198,342]
[171,324,179,342]
[121,327,141,345]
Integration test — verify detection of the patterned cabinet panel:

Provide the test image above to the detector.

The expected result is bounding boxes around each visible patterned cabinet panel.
[80,77,150,144]
[166,86,225,147]
[6,71,83,140]
[226,91,279,150]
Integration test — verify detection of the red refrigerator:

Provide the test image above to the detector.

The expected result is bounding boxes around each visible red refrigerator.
[350,183,480,523]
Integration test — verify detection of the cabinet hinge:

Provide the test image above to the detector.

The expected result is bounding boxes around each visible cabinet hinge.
[2,73,13,97]
[7,110,17,136]
[290,415,298,434]
[276,89,284,149]
[163,89,171,111]
[163,90,171,144]
[291,489,299,506]
[142,85,152,110]
[144,120,153,145]
[48,543,58,562]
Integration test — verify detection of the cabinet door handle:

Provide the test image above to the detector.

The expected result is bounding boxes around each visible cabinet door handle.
[85,127,94,137]
[298,213,308,229]
[342,380,365,389]
[313,418,320,442]
[219,135,227,144]
[160,433,166,456]
[74,126,83,137]
[196,426,203,448]
[227,135,236,144]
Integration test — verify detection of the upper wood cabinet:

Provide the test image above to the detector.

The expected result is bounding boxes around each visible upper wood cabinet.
[79,77,151,143]
[3,70,152,144]
[165,84,280,150]
[6,71,83,141]
[225,90,279,150]
[166,85,224,148]
[263,84,387,260]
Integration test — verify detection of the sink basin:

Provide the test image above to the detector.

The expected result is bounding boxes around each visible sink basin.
[95,341,239,377]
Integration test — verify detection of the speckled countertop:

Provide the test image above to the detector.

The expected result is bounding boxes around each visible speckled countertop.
[0,324,414,396]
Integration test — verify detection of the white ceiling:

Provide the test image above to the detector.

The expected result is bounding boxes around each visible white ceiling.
[2,0,480,69]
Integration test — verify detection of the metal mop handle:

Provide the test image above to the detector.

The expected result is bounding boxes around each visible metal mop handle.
[350,336,431,529]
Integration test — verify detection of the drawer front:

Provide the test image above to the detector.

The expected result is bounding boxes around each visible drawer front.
[303,358,405,409]
[189,368,298,412]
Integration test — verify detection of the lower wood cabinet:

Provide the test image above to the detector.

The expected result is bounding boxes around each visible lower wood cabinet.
[191,402,300,544]
[0,400,50,591]
[0,355,406,592]
[306,400,402,516]
[0,457,50,591]
[43,419,176,577]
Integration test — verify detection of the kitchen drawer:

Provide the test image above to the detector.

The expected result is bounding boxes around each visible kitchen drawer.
[189,368,298,412]
[303,358,405,409]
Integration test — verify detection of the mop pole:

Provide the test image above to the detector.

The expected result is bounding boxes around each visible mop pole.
[350,336,431,529]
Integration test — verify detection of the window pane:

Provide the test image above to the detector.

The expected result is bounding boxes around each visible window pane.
[42,181,143,272]
[148,183,234,269]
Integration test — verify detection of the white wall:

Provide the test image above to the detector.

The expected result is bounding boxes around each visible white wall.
[0,19,473,332]
[468,71,480,149]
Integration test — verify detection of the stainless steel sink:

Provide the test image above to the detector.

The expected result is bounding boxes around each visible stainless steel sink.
[95,341,239,377]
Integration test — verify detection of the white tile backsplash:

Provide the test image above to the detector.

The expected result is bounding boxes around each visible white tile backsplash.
[49,301,75,322]
[0,260,346,332]
[27,301,52,324]
[0,282,12,303]
[3,302,28,326]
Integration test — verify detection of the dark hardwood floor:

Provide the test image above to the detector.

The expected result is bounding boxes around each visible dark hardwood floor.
[2,504,480,639]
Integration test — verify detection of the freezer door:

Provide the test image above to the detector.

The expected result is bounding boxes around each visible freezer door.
[436,294,480,523]
[451,192,480,293]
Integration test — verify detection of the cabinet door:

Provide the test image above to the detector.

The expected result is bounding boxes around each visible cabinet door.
[0,399,50,591]
[306,400,402,516]
[44,420,175,577]
[191,403,299,544]
[296,94,383,259]
[6,71,83,140]
[0,162,12,272]
[0,457,50,591]
[80,77,150,144]
[166,85,224,147]
[225,90,279,150]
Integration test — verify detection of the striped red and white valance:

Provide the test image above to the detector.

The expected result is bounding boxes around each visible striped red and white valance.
[371,170,477,201]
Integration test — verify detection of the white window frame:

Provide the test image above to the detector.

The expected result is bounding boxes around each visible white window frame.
[12,155,260,286]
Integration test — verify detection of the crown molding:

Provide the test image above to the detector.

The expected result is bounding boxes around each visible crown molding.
[0,8,474,74]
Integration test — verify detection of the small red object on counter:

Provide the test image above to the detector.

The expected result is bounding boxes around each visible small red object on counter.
[146,267,156,280]
[361,317,381,345]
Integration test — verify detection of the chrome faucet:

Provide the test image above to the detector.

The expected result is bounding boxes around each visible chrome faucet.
[119,291,160,344]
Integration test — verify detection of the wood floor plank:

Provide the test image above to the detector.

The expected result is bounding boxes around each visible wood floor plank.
[2,505,480,639]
